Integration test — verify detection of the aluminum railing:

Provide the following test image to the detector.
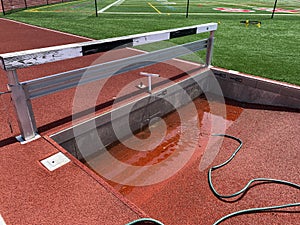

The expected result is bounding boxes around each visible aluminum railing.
[0,23,217,142]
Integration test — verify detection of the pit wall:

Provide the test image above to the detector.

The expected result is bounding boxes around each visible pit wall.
[51,67,299,160]
[212,67,300,110]
[51,70,210,161]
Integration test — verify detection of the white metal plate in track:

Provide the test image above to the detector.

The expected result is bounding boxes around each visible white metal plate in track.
[0,214,6,225]
[40,152,71,171]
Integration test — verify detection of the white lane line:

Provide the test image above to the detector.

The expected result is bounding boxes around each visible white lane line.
[0,18,93,41]
[98,0,126,13]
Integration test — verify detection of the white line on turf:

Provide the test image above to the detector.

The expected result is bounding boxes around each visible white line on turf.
[101,12,300,16]
[98,0,126,13]
[127,48,202,67]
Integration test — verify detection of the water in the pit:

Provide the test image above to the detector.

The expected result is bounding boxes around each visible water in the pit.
[83,96,243,192]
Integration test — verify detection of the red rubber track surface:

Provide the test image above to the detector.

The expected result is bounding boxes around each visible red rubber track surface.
[0,18,148,225]
[0,18,299,225]
[116,105,300,225]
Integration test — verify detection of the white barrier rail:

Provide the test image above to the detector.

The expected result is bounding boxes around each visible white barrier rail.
[0,23,217,142]
[23,39,208,99]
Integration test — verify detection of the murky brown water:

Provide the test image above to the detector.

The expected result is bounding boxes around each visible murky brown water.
[84,96,243,193]
[105,97,242,166]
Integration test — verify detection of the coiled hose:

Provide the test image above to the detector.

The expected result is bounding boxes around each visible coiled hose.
[209,134,300,225]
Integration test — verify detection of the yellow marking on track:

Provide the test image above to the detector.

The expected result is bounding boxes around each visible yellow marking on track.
[148,2,162,14]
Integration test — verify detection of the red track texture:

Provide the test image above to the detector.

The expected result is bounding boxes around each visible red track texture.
[0,18,147,225]
[0,18,299,225]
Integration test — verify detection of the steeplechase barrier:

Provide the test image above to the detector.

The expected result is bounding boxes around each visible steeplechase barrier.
[0,22,218,142]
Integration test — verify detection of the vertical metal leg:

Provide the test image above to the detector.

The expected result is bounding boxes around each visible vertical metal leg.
[1,0,5,16]
[7,70,37,141]
[206,31,215,67]
[271,0,278,19]
[23,0,28,9]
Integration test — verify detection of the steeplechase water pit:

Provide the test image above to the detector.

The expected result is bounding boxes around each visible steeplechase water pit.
[49,65,300,225]
[1,22,299,225]
[50,65,299,185]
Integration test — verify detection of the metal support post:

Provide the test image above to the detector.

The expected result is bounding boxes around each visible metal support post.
[186,0,190,18]
[7,70,37,141]
[24,0,28,9]
[94,0,98,17]
[1,0,5,15]
[205,31,215,67]
[271,0,278,19]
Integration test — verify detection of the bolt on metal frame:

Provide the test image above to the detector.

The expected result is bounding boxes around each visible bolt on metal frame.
[0,23,217,142]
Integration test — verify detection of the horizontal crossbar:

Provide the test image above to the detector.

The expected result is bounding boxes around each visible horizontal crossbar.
[22,39,208,99]
[0,23,217,70]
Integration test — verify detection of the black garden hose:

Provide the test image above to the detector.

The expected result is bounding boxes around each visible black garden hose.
[209,134,300,225]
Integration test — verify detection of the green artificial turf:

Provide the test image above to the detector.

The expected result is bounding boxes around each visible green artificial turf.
[2,0,300,85]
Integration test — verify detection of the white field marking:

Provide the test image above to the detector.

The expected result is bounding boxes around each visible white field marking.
[156,0,177,5]
[102,11,300,16]
[218,1,263,8]
[98,0,126,13]
[115,0,125,6]
[0,18,93,41]
[175,0,265,7]
[125,47,202,67]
